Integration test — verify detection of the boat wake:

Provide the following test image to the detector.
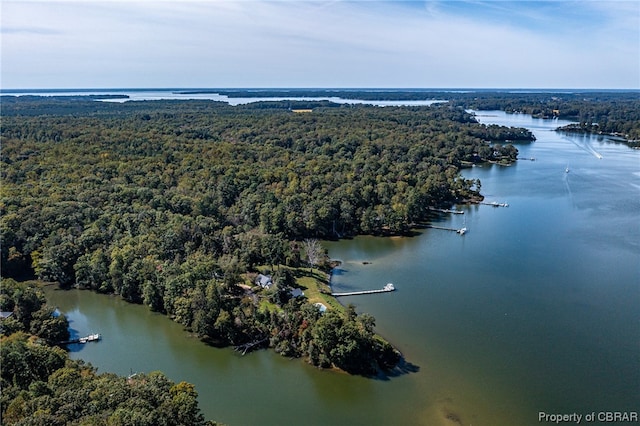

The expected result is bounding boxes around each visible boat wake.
[561,135,603,159]
[563,170,574,204]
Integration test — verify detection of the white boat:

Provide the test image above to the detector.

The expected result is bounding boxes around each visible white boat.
[79,333,101,343]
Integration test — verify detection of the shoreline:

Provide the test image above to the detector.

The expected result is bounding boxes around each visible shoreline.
[327,257,406,361]
[556,127,639,147]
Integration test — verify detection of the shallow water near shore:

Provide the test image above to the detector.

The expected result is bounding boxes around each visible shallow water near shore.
[46,110,639,425]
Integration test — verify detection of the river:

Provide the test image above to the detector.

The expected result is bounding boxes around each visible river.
[0,88,444,107]
[45,110,639,426]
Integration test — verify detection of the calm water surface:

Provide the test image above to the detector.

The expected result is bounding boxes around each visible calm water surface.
[1,89,444,107]
[46,111,639,426]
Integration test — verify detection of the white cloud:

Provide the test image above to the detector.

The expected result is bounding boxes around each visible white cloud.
[1,0,638,88]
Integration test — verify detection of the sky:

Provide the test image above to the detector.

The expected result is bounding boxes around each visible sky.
[1,0,639,89]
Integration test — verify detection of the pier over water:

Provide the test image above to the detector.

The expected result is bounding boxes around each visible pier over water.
[332,283,395,297]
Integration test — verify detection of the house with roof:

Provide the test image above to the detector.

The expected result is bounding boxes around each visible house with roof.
[256,274,273,289]
[0,311,14,320]
[290,288,304,298]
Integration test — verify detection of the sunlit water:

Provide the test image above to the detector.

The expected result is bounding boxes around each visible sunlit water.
[46,110,639,426]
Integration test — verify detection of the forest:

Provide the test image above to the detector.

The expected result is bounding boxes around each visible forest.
[1,96,528,377]
[18,91,640,421]
[0,279,214,425]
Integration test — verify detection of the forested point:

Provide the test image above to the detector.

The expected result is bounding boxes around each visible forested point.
[1,96,527,376]
[0,279,215,425]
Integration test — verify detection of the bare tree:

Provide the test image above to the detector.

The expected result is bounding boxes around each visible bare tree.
[302,238,323,271]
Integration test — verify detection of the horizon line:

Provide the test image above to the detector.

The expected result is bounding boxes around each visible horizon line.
[2,87,639,93]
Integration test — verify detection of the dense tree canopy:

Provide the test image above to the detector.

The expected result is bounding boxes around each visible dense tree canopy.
[1,96,525,375]
[1,97,522,283]
[196,89,640,142]
[0,280,214,426]
[3,91,634,420]
[0,334,212,426]
[0,279,69,345]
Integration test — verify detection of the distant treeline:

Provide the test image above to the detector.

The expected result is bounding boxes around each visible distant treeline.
[208,89,640,142]
[201,88,637,102]
[6,89,636,141]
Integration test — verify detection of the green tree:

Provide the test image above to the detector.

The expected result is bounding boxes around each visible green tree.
[28,306,70,344]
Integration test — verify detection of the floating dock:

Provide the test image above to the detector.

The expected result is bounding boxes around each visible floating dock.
[59,333,101,345]
[332,283,395,297]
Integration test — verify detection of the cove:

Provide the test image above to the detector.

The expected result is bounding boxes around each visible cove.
[45,111,640,426]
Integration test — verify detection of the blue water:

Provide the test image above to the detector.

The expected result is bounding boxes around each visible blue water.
[46,109,640,426]
[326,111,640,423]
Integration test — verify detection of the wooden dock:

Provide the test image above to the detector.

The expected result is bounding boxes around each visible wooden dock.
[427,225,458,232]
[332,283,395,297]
[429,207,464,214]
[480,201,509,207]
[426,225,467,234]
